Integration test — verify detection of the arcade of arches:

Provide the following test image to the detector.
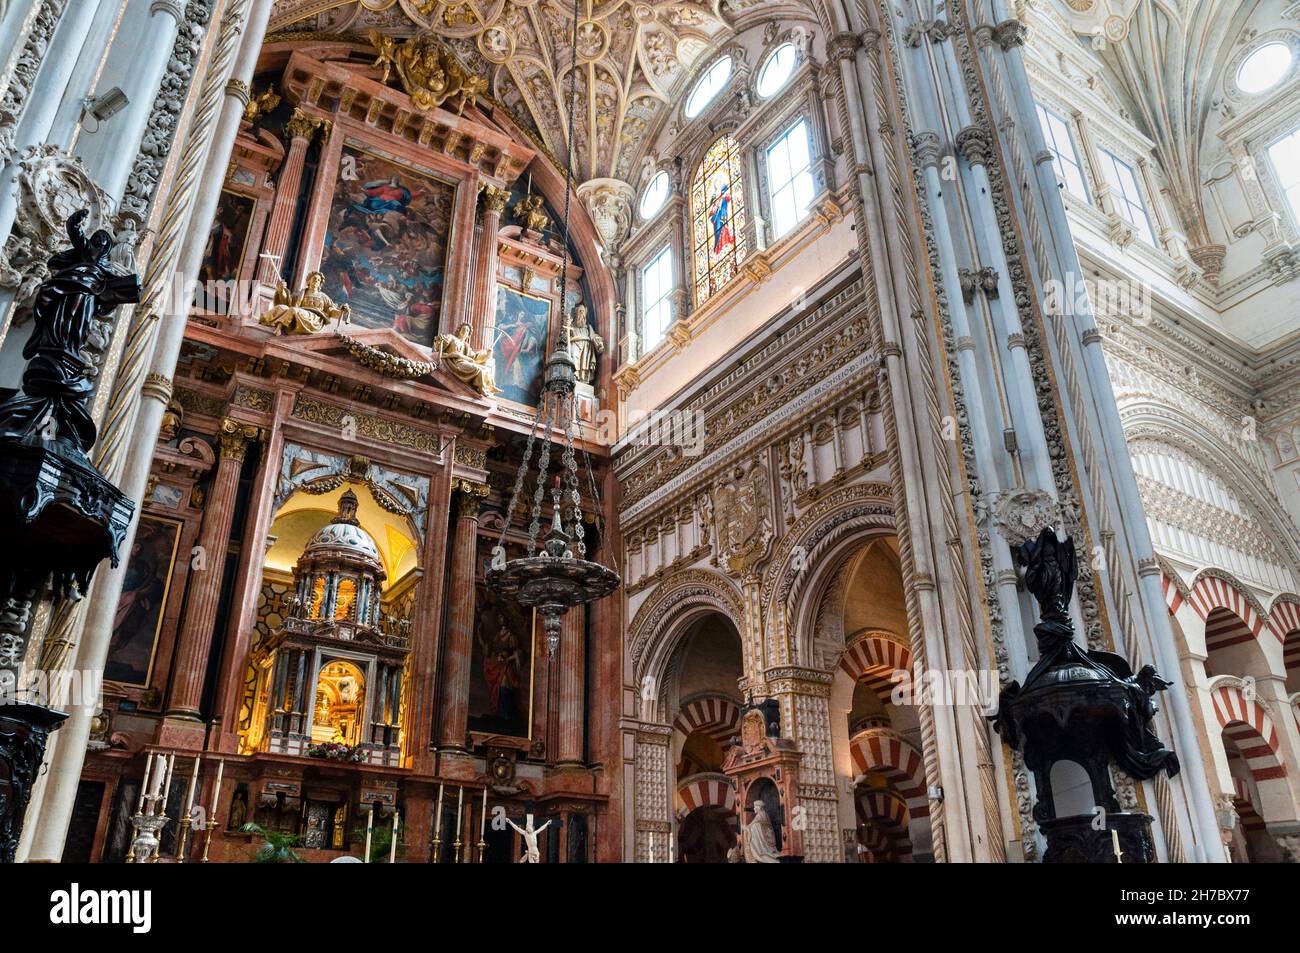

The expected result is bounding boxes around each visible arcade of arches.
[3,0,1300,864]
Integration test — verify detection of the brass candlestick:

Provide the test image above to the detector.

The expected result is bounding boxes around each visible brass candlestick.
[176,809,193,863]
[200,817,219,863]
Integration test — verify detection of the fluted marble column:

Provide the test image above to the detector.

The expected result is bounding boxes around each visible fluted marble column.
[472,184,509,340]
[256,108,323,286]
[437,484,485,749]
[555,608,585,765]
[166,417,258,720]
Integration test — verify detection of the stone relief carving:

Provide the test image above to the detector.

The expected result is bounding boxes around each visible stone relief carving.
[989,488,1062,546]
[710,458,774,577]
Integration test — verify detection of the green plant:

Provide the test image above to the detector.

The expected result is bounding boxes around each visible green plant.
[241,821,305,863]
[352,817,405,863]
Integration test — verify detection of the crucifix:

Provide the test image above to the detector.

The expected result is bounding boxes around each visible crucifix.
[505,813,552,864]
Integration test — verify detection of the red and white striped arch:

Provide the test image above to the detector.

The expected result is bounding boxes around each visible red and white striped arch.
[1268,597,1300,674]
[1190,575,1278,650]
[1162,573,1185,616]
[855,789,912,861]
[673,695,741,747]
[1210,684,1285,783]
[839,632,912,703]
[676,775,736,815]
[849,729,929,820]
[1231,777,1266,834]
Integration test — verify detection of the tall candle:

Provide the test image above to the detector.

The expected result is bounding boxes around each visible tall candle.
[183,755,201,818]
[364,806,374,864]
[160,753,175,812]
[209,758,224,816]
[455,786,464,862]
[479,787,488,839]
[390,810,399,864]
[1111,828,1122,863]
[137,754,154,812]
[149,753,165,798]
[649,831,655,863]
[433,782,445,840]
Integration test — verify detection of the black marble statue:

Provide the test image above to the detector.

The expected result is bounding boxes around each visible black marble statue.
[0,209,140,457]
[991,528,1180,862]
[0,210,137,862]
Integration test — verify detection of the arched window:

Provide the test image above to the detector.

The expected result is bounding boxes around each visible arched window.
[691,135,748,306]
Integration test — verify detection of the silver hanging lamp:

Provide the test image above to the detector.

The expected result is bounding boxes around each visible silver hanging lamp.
[484,0,619,656]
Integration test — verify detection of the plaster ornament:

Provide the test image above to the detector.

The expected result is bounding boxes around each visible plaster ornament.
[989,489,1062,547]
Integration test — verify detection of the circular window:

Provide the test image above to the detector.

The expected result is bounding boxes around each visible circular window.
[684,56,733,118]
[639,170,670,219]
[756,44,798,98]
[1236,42,1293,95]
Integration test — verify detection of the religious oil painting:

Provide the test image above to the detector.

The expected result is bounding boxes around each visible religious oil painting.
[198,190,254,284]
[320,145,456,348]
[104,515,183,687]
[691,134,748,307]
[470,573,537,740]
[491,285,552,406]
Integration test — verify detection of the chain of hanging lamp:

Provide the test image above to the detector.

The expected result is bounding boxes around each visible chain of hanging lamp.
[485,0,619,656]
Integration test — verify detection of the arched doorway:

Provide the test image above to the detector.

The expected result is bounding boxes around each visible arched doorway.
[666,613,743,862]
[821,537,933,861]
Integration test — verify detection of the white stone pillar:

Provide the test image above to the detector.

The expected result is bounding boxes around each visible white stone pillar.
[71,0,186,202]
[22,0,274,862]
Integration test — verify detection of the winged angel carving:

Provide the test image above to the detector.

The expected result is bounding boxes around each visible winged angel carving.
[369,30,488,114]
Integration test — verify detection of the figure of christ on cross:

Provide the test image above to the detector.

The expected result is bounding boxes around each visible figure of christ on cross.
[505,813,552,864]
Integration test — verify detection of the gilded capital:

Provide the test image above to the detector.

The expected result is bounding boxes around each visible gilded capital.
[455,479,490,518]
[285,108,323,143]
[482,184,511,215]
[217,417,260,461]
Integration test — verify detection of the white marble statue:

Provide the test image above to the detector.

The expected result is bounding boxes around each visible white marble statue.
[742,799,782,863]
[505,812,552,864]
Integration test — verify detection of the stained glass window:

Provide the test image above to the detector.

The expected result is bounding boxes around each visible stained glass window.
[691,135,748,306]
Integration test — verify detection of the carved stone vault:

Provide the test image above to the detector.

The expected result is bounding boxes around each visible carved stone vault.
[268,0,736,184]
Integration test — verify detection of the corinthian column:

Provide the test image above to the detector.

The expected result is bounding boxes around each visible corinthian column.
[556,608,585,765]
[165,417,258,723]
[472,184,509,341]
[256,108,323,286]
[438,483,485,749]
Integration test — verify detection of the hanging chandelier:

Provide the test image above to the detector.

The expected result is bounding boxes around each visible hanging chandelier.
[484,0,619,656]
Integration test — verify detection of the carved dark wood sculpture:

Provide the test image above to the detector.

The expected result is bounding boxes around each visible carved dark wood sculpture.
[0,210,138,861]
[991,529,1180,863]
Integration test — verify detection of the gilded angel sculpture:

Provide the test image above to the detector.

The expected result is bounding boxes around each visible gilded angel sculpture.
[368,30,487,115]
[259,271,349,335]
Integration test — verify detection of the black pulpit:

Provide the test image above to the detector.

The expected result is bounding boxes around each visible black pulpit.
[0,210,138,861]
[991,529,1180,863]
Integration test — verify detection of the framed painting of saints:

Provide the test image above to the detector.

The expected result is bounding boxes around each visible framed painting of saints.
[320,145,457,348]
[491,286,552,406]
[469,571,537,740]
[198,190,255,284]
[104,515,183,688]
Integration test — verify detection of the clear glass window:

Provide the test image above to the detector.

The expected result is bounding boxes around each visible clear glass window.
[767,118,816,239]
[641,245,674,350]
[1035,104,1089,201]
